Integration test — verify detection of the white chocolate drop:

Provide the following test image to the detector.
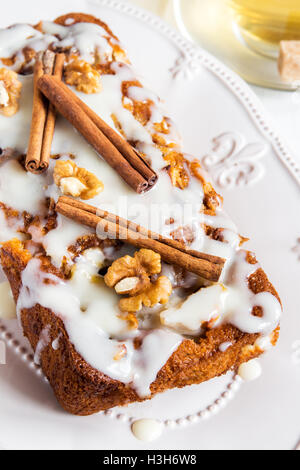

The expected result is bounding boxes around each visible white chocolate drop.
[238,359,262,381]
[131,419,163,442]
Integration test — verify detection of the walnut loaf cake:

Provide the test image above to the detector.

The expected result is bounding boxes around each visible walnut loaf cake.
[0,12,281,415]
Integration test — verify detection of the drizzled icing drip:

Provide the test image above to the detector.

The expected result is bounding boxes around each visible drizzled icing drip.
[224,251,281,335]
[0,24,56,67]
[33,325,50,365]
[17,257,181,396]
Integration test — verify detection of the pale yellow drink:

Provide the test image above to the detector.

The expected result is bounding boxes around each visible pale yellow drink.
[228,0,300,56]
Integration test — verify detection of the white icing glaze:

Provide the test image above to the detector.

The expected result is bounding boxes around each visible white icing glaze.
[131,419,163,442]
[223,251,281,335]
[52,335,61,351]
[42,214,93,268]
[42,22,113,63]
[238,359,262,381]
[17,257,181,396]
[0,81,9,106]
[0,18,281,396]
[33,325,50,365]
[219,341,232,352]
[0,76,34,151]
[161,284,227,335]
[0,209,25,243]
[161,251,281,337]
[0,160,49,215]
[255,335,273,351]
[0,24,56,69]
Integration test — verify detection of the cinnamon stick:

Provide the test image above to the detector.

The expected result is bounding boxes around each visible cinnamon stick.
[25,52,65,174]
[56,196,225,282]
[37,75,157,193]
[53,79,157,186]
[58,196,224,266]
[40,53,65,169]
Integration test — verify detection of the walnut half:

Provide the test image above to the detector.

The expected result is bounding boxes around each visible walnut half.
[119,276,172,313]
[105,249,161,294]
[65,58,102,94]
[104,249,172,313]
[0,68,22,117]
[53,160,104,200]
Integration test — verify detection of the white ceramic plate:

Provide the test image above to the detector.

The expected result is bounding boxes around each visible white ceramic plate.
[0,0,299,451]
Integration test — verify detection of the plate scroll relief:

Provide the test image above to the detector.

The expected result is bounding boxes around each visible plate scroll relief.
[201,132,267,189]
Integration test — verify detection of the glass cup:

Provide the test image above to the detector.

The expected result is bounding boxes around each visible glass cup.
[228,0,300,58]
[173,0,300,90]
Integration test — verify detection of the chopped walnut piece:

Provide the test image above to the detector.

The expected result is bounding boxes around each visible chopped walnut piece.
[23,47,36,65]
[204,225,224,242]
[153,136,177,150]
[115,276,140,295]
[112,44,129,64]
[202,182,222,215]
[53,160,104,200]
[104,249,172,313]
[105,249,161,296]
[153,119,170,135]
[132,100,152,126]
[121,80,152,126]
[60,177,87,197]
[65,58,102,94]
[119,276,172,313]
[0,57,16,67]
[164,151,190,190]
[113,344,127,361]
[136,249,161,275]
[111,113,127,139]
[0,68,22,116]
[119,312,139,330]
[189,159,223,214]
[105,255,144,288]
[239,235,250,246]
[152,133,168,147]
[170,225,195,245]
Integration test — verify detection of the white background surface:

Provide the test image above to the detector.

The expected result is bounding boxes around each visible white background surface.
[0,0,299,451]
